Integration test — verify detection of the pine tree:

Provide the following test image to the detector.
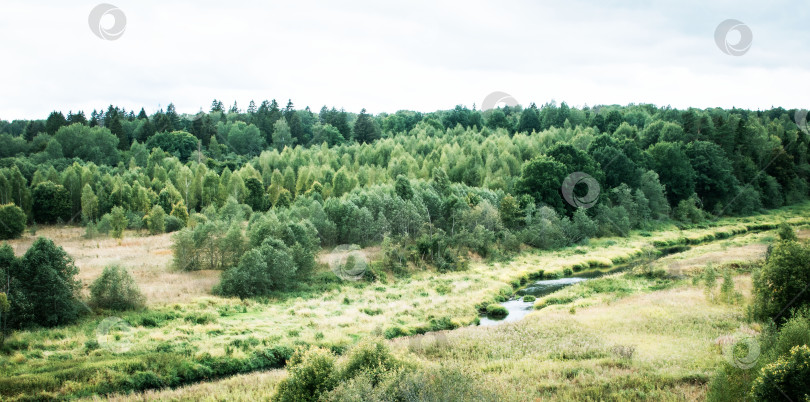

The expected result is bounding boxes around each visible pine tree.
[353,109,380,143]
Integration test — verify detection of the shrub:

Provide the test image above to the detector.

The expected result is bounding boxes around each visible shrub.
[338,339,400,386]
[674,195,706,224]
[5,239,84,328]
[125,211,144,230]
[96,213,112,235]
[383,326,407,339]
[387,366,496,401]
[0,204,26,239]
[31,182,71,224]
[523,295,536,302]
[485,304,508,318]
[144,205,166,235]
[164,215,184,233]
[273,346,337,402]
[752,240,810,323]
[751,345,810,401]
[88,265,145,311]
[777,222,798,241]
[110,206,128,239]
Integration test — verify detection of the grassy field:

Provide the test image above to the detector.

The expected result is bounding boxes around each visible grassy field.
[94,228,785,401]
[2,203,809,400]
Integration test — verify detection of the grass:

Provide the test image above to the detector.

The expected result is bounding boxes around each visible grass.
[1,202,809,399]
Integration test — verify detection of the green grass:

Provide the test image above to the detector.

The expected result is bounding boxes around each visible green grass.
[2,202,809,400]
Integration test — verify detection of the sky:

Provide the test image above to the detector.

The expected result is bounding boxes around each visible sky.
[0,0,807,120]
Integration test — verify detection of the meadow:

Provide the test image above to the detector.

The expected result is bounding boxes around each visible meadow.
[1,202,807,400]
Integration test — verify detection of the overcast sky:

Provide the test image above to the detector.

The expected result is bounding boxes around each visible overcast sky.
[0,0,807,120]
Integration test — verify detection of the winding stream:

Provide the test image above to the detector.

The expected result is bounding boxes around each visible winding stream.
[478,259,659,326]
[479,277,587,326]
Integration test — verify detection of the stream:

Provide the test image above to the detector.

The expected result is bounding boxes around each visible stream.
[478,245,699,326]
[478,277,587,326]
[477,261,648,326]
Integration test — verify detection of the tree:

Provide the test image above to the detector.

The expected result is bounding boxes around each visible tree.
[171,200,189,225]
[331,168,354,198]
[547,144,604,184]
[225,122,265,156]
[54,124,120,165]
[32,182,71,224]
[515,156,568,213]
[217,249,269,298]
[591,145,638,188]
[146,131,199,161]
[394,175,413,200]
[110,206,128,240]
[752,240,810,323]
[6,238,83,328]
[310,123,343,146]
[144,205,166,235]
[498,194,521,229]
[518,104,542,133]
[645,142,695,205]
[272,119,295,150]
[80,184,98,223]
[45,111,67,135]
[0,204,25,240]
[88,265,145,311]
[639,170,670,220]
[245,178,268,212]
[685,141,737,213]
[353,109,380,143]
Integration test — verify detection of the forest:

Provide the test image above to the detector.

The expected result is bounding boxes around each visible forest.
[0,99,809,401]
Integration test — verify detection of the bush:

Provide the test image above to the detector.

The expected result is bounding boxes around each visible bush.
[165,215,184,233]
[751,345,810,401]
[485,303,508,318]
[273,346,337,402]
[752,240,810,323]
[5,238,84,328]
[88,265,145,311]
[0,203,26,239]
[96,213,112,235]
[110,206,127,239]
[144,205,166,235]
[523,295,536,302]
[777,222,798,241]
[674,195,706,224]
[32,182,71,224]
[125,211,144,230]
[338,339,400,386]
[388,366,496,401]
[383,326,408,339]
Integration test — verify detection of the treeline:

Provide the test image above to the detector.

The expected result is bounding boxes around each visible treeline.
[0,101,806,296]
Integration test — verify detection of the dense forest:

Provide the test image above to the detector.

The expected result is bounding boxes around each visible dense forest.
[0,101,806,296]
[0,99,809,400]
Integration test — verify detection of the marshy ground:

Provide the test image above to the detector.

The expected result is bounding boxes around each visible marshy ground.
[3,203,809,401]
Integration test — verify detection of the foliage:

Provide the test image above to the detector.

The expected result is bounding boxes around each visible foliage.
[272,346,337,402]
[485,303,508,317]
[144,205,166,235]
[88,265,145,311]
[752,240,810,323]
[146,131,199,161]
[751,345,810,401]
[110,206,128,239]
[0,203,26,239]
[4,238,83,328]
[32,181,71,224]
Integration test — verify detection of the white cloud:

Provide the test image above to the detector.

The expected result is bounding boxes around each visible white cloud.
[0,0,807,120]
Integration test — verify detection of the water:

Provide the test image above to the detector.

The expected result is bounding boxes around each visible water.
[478,277,587,326]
